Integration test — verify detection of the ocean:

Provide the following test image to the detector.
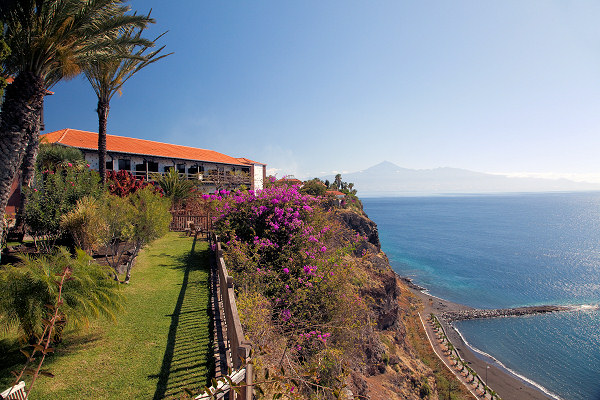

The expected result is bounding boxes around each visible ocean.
[362,193,600,400]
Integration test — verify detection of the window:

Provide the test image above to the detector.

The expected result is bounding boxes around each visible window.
[118,159,131,171]
[164,166,174,173]
[177,164,186,173]
[188,166,199,174]
[147,161,159,172]
[106,160,114,170]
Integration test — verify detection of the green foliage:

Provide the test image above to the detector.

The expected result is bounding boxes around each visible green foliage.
[128,187,171,248]
[0,233,212,399]
[0,21,10,106]
[419,380,432,398]
[35,143,85,171]
[211,186,369,398]
[152,169,196,208]
[60,196,107,253]
[24,166,102,250]
[0,247,123,342]
[98,188,171,281]
[1,213,14,250]
[300,178,327,196]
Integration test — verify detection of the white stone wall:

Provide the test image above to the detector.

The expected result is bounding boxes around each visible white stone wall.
[254,165,264,190]
[84,153,99,170]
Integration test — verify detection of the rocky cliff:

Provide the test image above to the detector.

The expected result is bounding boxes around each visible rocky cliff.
[333,208,442,399]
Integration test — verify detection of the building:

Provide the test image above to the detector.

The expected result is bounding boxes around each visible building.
[41,129,267,192]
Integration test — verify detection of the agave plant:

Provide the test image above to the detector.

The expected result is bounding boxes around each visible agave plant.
[0,247,123,342]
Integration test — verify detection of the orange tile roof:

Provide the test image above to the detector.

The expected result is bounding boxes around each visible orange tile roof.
[236,157,266,166]
[326,190,345,196]
[41,128,258,166]
[279,177,303,185]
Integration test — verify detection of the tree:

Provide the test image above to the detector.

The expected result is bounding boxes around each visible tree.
[153,168,196,209]
[300,178,327,196]
[333,174,342,190]
[85,16,171,182]
[0,0,152,249]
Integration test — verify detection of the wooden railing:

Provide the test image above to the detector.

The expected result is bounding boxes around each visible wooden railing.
[130,170,251,186]
[169,211,212,233]
[211,234,253,400]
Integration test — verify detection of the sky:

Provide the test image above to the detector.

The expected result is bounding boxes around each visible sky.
[42,1,600,182]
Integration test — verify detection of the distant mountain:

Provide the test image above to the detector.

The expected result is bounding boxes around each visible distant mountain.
[322,161,600,196]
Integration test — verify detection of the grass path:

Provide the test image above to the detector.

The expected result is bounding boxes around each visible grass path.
[0,232,213,399]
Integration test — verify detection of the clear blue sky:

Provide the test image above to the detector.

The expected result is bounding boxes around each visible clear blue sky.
[43,1,600,181]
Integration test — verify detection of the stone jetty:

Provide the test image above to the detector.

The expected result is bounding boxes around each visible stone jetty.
[441,305,570,322]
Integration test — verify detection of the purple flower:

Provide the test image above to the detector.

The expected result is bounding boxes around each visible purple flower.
[283,267,289,274]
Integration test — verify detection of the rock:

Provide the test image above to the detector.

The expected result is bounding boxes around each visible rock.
[334,209,381,251]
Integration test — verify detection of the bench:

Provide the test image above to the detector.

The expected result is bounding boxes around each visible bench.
[195,368,246,400]
[1,381,27,400]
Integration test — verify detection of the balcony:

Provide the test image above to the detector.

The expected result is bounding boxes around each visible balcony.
[129,170,252,186]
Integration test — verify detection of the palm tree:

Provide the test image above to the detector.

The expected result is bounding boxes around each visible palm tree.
[334,173,342,190]
[0,0,152,248]
[85,17,171,182]
[0,247,123,343]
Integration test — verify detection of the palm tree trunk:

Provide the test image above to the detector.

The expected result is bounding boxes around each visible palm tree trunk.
[97,99,110,182]
[13,112,42,237]
[0,72,45,251]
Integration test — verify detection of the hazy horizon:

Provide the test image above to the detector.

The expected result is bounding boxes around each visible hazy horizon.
[41,1,600,182]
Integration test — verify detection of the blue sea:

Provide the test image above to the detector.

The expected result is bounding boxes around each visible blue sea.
[362,193,600,400]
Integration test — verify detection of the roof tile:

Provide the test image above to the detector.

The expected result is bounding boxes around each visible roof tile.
[41,129,260,166]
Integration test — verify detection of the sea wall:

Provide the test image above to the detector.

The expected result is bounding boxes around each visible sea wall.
[441,305,570,322]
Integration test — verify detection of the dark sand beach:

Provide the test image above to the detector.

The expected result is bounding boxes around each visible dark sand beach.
[402,279,556,400]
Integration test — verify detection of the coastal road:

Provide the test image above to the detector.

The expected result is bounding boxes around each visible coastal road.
[411,288,554,400]
[418,312,480,399]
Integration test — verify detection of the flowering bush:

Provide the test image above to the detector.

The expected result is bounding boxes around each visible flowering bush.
[210,185,369,398]
[106,170,162,197]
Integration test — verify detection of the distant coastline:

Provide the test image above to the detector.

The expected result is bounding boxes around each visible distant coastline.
[321,161,600,195]
[358,189,600,198]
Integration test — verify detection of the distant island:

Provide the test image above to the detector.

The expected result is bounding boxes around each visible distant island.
[322,161,600,196]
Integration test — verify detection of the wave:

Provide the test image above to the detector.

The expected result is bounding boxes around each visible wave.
[569,304,599,311]
[451,324,563,400]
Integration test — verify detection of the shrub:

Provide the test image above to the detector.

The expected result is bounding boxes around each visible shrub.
[60,196,108,253]
[106,170,162,197]
[24,165,102,251]
[0,247,123,342]
[209,186,368,398]
[300,178,327,196]
[36,143,86,171]
[99,187,171,282]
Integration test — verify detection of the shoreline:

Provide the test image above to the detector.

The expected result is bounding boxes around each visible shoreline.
[399,276,557,400]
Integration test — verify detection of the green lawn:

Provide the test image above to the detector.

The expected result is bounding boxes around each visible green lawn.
[0,232,213,399]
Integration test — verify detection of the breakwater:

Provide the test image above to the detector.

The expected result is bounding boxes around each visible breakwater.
[441,305,570,322]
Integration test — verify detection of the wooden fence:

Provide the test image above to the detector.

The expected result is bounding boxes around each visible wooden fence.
[211,234,253,400]
[169,211,212,234]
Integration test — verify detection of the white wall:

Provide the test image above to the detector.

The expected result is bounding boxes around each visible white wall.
[254,165,264,190]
